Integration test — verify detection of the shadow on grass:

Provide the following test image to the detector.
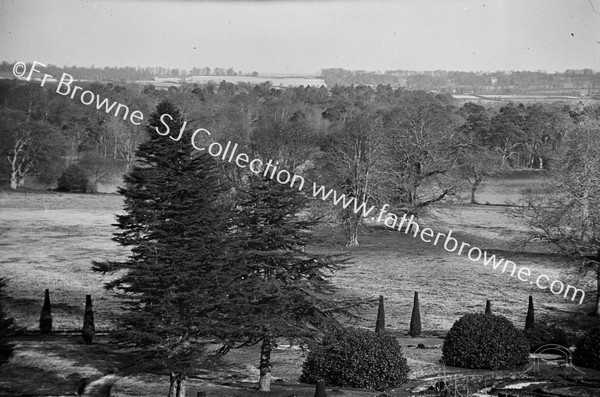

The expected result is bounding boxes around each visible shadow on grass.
[0,335,139,396]
[5,295,82,316]
[0,363,86,396]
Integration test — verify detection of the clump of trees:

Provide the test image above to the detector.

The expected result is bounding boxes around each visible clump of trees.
[0,79,144,191]
[1,76,587,245]
[516,115,600,316]
[56,164,90,193]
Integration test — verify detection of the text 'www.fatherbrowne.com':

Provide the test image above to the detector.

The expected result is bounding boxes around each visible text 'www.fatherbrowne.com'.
[309,187,585,304]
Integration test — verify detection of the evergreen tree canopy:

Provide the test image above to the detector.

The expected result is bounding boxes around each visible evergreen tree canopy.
[95,100,233,378]
[216,175,353,346]
[214,175,357,391]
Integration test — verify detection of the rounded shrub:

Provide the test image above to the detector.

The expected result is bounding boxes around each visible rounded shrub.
[442,313,530,370]
[300,327,409,391]
[56,164,90,193]
[524,323,570,353]
[573,326,600,370]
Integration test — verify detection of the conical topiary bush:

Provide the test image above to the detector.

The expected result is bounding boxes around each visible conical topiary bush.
[525,295,534,330]
[39,289,52,334]
[82,294,95,344]
[485,299,491,314]
[409,291,421,337]
[375,295,385,333]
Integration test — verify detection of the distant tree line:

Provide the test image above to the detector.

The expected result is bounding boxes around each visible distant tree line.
[321,68,600,95]
[0,62,254,82]
[3,62,598,95]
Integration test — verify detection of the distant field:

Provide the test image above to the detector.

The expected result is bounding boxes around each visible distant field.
[472,169,548,205]
[143,75,328,88]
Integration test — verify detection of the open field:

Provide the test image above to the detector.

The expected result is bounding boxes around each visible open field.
[0,174,599,396]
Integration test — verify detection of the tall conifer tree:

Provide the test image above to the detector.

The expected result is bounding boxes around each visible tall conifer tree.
[95,100,232,396]
[216,175,354,391]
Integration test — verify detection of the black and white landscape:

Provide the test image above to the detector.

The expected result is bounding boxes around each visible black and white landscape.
[1,1,600,396]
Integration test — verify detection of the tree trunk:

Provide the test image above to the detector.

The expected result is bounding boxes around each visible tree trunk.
[470,176,482,204]
[470,182,479,204]
[167,372,186,397]
[346,231,359,247]
[345,214,360,247]
[594,266,600,317]
[9,172,18,190]
[167,373,177,397]
[176,376,186,397]
[258,336,273,392]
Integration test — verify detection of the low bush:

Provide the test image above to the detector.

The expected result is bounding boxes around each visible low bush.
[524,323,570,353]
[300,327,409,391]
[56,164,90,193]
[442,313,529,370]
[573,326,600,370]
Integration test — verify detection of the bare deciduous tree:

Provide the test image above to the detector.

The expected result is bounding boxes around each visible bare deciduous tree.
[384,91,463,214]
[323,110,392,246]
[516,116,600,315]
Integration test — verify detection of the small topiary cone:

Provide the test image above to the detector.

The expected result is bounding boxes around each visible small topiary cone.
[409,291,421,337]
[314,380,327,397]
[485,299,491,314]
[525,295,534,330]
[39,289,52,334]
[82,294,95,344]
[375,295,385,333]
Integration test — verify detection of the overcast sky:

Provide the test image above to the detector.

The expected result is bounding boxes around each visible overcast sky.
[1,0,599,74]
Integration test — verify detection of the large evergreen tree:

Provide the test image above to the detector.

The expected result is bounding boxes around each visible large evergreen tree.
[216,175,355,391]
[95,100,233,396]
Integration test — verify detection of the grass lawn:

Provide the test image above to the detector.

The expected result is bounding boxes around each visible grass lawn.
[0,177,598,396]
